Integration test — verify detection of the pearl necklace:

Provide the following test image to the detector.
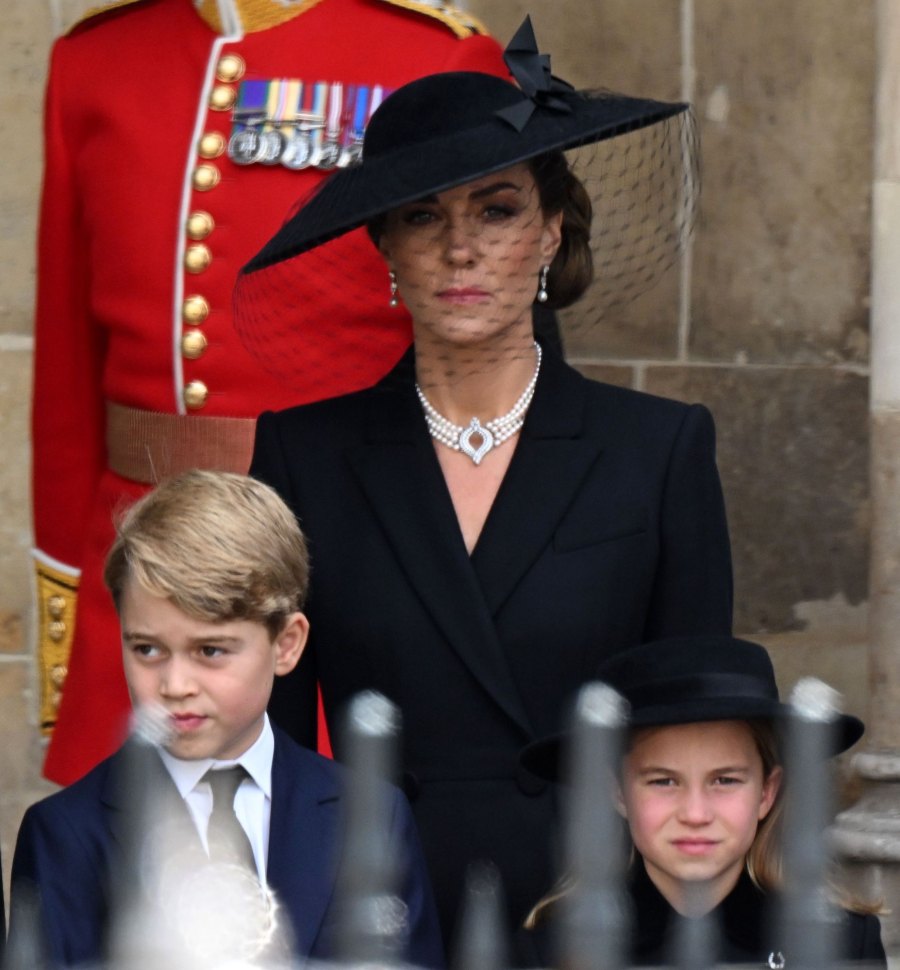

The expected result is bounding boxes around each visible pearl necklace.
[415,343,542,466]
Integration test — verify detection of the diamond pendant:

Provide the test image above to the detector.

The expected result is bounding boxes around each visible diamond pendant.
[459,418,494,465]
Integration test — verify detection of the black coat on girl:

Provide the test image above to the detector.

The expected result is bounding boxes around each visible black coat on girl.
[519,863,886,968]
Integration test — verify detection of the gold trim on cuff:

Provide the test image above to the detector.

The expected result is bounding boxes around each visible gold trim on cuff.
[35,560,79,735]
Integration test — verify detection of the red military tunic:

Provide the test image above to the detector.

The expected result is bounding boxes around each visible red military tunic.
[33,0,506,784]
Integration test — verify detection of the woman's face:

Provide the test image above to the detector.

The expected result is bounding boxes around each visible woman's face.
[618,720,782,914]
[378,163,562,351]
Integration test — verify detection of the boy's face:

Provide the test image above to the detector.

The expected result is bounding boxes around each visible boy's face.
[120,580,308,761]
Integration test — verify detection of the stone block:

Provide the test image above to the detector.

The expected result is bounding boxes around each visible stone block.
[759,629,870,730]
[561,268,681,362]
[691,0,875,365]
[645,365,869,634]
[571,361,636,390]
[0,659,56,906]
[0,610,24,657]
[867,411,900,749]
[467,0,682,96]
[0,660,37,791]
[0,349,34,614]
[0,0,52,336]
[759,629,871,809]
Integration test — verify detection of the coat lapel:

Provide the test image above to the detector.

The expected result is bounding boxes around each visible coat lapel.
[266,732,341,956]
[346,362,534,737]
[470,351,605,615]
[102,742,196,857]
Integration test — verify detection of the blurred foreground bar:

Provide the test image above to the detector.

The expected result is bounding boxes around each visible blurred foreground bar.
[777,677,843,970]
[334,690,406,966]
[8,684,882,970]
[560,683,630,970]
[452,863,509,970]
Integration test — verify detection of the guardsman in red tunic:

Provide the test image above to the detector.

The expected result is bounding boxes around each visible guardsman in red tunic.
[33,0,506,785]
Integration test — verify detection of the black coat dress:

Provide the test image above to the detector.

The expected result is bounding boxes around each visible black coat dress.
[519,863,886,967]
[250,348,733,937]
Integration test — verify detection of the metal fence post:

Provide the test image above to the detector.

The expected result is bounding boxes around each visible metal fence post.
[560,683,631,970]
[777,677,843,970]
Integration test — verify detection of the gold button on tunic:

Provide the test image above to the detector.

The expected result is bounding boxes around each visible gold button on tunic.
[183,380,209,410]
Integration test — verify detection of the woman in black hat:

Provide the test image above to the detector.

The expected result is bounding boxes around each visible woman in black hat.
[521,635,885,967]
[239,19,734,938]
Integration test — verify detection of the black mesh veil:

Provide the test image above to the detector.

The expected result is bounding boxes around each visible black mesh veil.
[233,106,699,396]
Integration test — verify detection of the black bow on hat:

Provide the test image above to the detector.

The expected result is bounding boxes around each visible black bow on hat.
[495,16,574,132]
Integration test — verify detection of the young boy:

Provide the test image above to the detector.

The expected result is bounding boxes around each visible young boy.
[10,471,443,967]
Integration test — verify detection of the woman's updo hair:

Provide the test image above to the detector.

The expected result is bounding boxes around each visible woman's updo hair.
[529,150,593,309]
[366,213,388,249]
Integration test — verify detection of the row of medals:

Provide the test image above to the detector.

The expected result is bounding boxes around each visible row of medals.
[228,116,362,170]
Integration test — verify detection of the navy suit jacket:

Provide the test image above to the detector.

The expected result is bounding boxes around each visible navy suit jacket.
[10,726,443,968]
[251,348,733,936]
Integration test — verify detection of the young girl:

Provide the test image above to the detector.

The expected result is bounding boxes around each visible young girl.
[521,635,886,967]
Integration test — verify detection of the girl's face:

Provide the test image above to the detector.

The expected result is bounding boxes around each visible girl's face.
[618,720,782,914]
[378,163,561,353]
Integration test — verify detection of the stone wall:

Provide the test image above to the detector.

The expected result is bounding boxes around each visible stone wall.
[0,0,880,939]
[469,0,876,698]
[0,0,56,914]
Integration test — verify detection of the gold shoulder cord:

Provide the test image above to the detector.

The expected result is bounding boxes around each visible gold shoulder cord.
[34,560,79,735]
[372,0,491,39]
[70,0,488,38]
[194,0,327,33]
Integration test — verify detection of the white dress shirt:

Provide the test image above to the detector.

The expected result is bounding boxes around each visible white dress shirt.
[158,714,274,882]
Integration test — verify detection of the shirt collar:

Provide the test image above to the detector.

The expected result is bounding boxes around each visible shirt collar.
[159,714,274,799]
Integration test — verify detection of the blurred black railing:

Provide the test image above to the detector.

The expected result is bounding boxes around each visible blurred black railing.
[5,681,884,970]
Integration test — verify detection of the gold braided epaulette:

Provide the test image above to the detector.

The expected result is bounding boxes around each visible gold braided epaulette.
[69,0,488,39]
[374,0,491,39]
[194,0,327,34]
[34,558,80,734]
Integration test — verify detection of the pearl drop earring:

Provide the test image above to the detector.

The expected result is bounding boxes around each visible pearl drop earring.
[537,265,549,304]
[389,270,399,308]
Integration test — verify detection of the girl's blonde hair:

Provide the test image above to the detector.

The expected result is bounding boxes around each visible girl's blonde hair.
[742,720,881,914]
[743,719,783,891]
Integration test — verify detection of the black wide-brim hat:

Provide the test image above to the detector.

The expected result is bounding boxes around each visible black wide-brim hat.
[243,16,688,273]
[522,635,865,782]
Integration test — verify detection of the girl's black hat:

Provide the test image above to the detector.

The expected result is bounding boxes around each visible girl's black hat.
[522,635,865,782]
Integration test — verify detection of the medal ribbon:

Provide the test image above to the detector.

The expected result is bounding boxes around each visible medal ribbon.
[325,82,343,139]
[231,78,391,167]
[234,79,268,130]
[309,82,328,157]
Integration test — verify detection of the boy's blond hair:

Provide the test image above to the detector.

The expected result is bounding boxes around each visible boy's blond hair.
[104,470,309,638]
